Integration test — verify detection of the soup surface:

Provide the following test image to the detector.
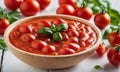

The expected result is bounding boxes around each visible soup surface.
[9,17,97,55]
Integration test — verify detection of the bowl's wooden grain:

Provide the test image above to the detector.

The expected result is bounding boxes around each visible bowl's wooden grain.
[4,15,101,69]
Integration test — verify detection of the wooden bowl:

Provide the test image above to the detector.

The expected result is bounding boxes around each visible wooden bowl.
[4,15,101,69]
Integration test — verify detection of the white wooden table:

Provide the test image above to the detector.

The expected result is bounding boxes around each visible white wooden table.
[0,0,120,72]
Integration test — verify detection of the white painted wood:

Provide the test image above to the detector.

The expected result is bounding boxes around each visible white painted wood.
[2,51,47,72]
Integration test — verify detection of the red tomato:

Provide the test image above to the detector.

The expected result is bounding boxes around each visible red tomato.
[36,0,51,10]
[58,0,76,7]
[61,32,69,41]
[37,20,51,27]
[68,21,77,30]
[31,40,47,50]
[10,31,21,38]
[85,37,94,45]
[84,26,93,34]
[107,46,120,66]
[62,42,80,51]
[68,29,79,37]
[4,0,22,10]
[56,4,75,15]
[0,18,10,35]
[96,44,108,56]
[52,18,66,25]
[19,25,32,33]
[20,0,40,16]
[20,33,35,42]
[42,45,56,53]
[79,32,89,41]
[33,26,41,33]
[74,7,93,20]
[79,42,86,47]
[94,13,110,30]
[59,48,75,55]
[108,29,120,46]
[67,37,78,43]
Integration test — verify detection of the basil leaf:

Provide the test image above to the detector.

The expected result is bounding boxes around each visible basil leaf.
[76,0,83,7]
[108,9,120,25]
[8,16,18,23]
[38,27,53,36]
[53,32,62,41]
[103,28,112,39]
[94,65,102,70]
[56,24,68,32]
[0,39,7,50]
[92,6,101,14]
[8,11,21,17]
[50,24,56,32]
[0,7,4,16]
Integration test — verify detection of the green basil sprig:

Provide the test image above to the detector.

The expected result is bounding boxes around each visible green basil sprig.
[38,23,68,41]
[0,39,7,50]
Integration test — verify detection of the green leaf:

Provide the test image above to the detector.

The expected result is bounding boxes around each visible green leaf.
[91,6,101,14]
[76,0,83,7]
[56,24,68,32]
[103,27,112,39]
[8,16,18,23]
[38,27,53,36]
[108,9,120,25]
[94,65,102,70]
[53,32,62,41]
[0,39,7,50]
[8,11,21,17]
[50,24,56,32]
[0,7,4,16]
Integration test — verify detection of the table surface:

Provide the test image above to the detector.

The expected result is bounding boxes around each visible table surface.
[0,0,120,72]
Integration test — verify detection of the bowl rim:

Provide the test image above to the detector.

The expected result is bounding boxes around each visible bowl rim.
[4,14,102,58]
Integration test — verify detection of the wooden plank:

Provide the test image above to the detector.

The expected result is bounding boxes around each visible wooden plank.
[2,51,48,72]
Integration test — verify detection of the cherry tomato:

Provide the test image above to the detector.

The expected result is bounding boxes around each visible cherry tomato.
[19,25,32,33]
[56,4,75,15]
[59,48,75,55]
[52,18,66,25]
[79,32,89,41]
[67,37,78,43]
[68,29,79,37]
[58,0,76,7]
[20,33,35,42]
[37,20,51,27]
[68,21,77,30]
[62,42,80,51]
[74,7,93,20]
[107,46,120,66]
[31,40,47,50]
[42,45,56,53]
[10,31,21,38]
[20,0,40,16]
[96,44,108,56]
[4,0,22,10]
[61,32,69,41]
[108,29,120,46]
[94,13,110,30]
[36,0,51,10]
[0,18,10,35]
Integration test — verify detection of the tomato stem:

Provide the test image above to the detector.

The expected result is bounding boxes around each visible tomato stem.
[115,46,120,52]
[100,6,106,14]
[116,28,120,34]
[81,0,87,8]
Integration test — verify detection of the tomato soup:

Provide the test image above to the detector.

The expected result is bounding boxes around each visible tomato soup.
[9,17,97,55]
